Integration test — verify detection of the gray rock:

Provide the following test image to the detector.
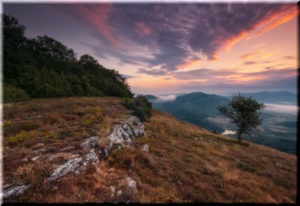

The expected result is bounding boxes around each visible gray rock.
[89,136,100,148]
[32,148,46,154]
[82,149,99,166]
[126,177,137,191]
[110,186,116,198]
[32,143,44,149]
[60,146,75,151]
[21,158,29,162]
[101,116,145,158]
[141,144,149,153]
[3,184,30,199]
[31,156,40,161]
[48,157,82,181]
[117,190,122,197]
[80,136,100,151]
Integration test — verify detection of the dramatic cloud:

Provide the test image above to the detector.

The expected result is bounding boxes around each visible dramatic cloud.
[69,3,296,71]
[4,3,297,94]
[73,4,120,47]
[171,67,296,89]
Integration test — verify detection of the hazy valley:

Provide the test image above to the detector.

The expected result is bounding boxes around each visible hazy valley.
[146,91,297,154]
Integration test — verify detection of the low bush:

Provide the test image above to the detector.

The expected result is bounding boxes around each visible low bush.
[3,83,31,103]
[7,130,39,145]
[122,95,152,122]
[4,121,40,137]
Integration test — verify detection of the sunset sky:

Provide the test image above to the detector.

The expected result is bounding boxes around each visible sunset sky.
[3,2,298,95]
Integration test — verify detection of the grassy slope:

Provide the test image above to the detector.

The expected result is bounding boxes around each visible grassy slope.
[2,97,297,203]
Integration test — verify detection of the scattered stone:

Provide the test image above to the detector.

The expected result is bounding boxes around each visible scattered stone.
[48,153,61,161]
[117,190,123,197]
[141,144,149,153]
[30,156,40,162]
[3,184,30,199]
[32,148,46,154]
[82,149,99,166]
[48,157,82,181]
[31,143,45,149]
[21,158,29,162]
[110,186,116,198]
[60,146,75,151]
[126,177,137,191]
[80,136,100,152]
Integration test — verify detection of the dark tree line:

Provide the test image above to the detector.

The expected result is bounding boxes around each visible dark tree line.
[3,14,133,102]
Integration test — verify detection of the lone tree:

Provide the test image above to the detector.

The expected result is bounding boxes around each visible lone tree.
[218,94,264,143]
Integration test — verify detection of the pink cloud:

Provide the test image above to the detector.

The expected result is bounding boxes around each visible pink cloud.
[210,4,297,60]
[74,4,120,48]
[135,22,152,37]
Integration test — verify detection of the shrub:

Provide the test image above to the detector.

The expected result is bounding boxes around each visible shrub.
[122,95,152,122]
[7,130,39,145]
[4,120,40,137]
[45,132,59,140]
[3,83,31,102]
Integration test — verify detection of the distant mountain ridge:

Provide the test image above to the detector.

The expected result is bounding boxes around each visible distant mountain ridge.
[146,92,230,132]
[236,91,297,103]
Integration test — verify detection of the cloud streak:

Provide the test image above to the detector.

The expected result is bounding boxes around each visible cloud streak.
[170,67,297,90]
[73,4,120,48]
[69,3,296,72]
[4,3,297,94]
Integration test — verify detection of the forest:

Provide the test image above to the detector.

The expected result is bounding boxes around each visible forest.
[3,14,133,102]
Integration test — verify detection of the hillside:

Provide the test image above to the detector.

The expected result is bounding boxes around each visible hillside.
[2,97,297,203]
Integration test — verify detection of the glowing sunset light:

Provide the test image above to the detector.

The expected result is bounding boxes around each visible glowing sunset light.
[176,59,202,70]
[240,50,265,61]
[252,6,298,38]
[4,2,297,95]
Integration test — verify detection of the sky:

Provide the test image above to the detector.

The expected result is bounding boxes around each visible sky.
[3,1,298,95]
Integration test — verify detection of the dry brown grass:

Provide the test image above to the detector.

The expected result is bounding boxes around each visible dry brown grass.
[107,109,296,203]
[2,97,297,203]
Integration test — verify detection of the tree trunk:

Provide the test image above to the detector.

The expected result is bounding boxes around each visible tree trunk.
[237,130,242,143]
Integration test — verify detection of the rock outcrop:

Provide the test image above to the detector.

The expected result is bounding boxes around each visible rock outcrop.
[48,115,144,181]
[48,157,83,181]
[2,184,30,199]
[100,116,145,158]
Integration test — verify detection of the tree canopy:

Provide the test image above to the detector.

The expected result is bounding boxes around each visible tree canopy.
[218,94,264,143]
[3,14,133,102]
